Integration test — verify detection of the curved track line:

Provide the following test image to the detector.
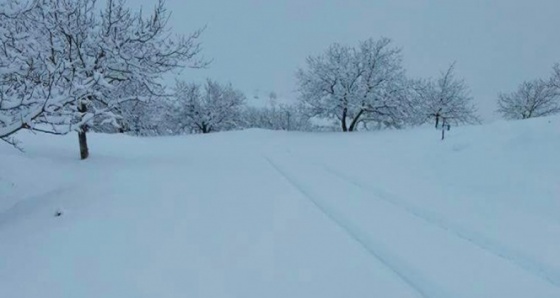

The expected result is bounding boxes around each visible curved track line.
[303,157,560,288]
[264,156,432,298]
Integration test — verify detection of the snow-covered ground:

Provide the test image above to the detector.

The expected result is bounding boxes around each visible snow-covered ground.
[1,117,559,298]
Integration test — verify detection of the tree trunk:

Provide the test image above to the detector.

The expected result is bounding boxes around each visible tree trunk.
[341,108,348,132]
[348,109,365,132]
[78,103,89,160]
[201,122,212,134]
[440,117,449,140]
[435,113,440,129]
[78,128,89,160]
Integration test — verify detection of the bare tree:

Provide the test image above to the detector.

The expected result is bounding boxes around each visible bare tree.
[0,0,206,158]
[296,38,410,132]
[174,80,245,134]
[412,63,479,127]
[497,79,560,120]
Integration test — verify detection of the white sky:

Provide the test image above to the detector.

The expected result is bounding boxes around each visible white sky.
[131,0,560,121]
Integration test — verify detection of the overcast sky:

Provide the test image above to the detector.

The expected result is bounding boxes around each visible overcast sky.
[131,0,560,121]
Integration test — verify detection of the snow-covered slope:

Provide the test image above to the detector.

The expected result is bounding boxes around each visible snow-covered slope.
[1,117,559,298]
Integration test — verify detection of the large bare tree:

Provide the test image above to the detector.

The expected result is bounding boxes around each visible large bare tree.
[0,0,206,159]
[296,38,411,132]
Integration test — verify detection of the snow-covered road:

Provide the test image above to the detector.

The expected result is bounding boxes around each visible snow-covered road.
[265,152,560,297]
[1,117,559,297]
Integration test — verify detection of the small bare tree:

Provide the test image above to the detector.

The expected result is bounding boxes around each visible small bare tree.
[412,63,479,128]
[497,79,560,120]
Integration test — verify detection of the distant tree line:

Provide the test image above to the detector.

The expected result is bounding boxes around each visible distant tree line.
[1,0,558,159]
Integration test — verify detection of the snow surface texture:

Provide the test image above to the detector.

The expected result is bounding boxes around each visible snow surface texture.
[1,117,559,297]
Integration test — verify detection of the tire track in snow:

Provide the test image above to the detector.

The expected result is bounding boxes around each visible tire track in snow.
[264,156,434,298]
[299,156,560,288]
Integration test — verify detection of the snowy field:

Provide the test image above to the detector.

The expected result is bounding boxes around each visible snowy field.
[1,117,560,298]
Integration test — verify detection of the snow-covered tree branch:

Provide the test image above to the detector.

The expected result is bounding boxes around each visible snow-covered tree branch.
[0,0,68,147]
[551,63,560,90]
